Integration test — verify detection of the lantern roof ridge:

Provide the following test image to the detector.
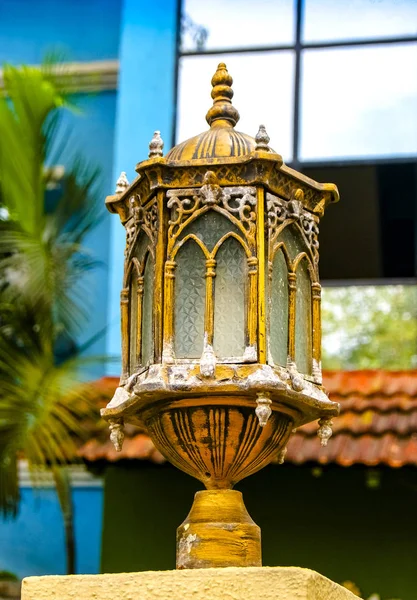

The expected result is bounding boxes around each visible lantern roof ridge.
[166,63,259,162]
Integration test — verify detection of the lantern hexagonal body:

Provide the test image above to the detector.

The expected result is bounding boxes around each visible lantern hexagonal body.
[102,63,340,569]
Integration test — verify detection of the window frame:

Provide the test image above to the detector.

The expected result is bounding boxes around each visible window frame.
[174,0,417,285]
[174,0,417,170]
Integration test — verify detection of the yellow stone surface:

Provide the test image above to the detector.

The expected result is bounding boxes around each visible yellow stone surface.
[22,566,357,600]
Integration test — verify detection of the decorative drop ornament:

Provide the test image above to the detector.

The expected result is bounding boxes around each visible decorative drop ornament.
[317,417,333,447]
[109,419,125,452]
[255,393,272,427]
[148,130,164,158]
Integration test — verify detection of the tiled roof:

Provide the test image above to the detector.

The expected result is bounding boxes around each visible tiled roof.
[78,371,417,468]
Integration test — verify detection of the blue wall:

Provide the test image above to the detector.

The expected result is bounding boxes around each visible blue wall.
[107,0,179,371]
[0,0,121,368]
[0,0,121,63]
[58,92,118,363]
[0,486,103,578]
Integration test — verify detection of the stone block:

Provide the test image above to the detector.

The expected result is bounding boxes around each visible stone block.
[22,566,357,600]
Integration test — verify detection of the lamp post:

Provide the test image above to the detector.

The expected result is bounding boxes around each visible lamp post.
[102,63,340,570]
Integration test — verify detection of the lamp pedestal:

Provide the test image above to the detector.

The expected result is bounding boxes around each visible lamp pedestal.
[177,490,261,569]
[22,567,358,600]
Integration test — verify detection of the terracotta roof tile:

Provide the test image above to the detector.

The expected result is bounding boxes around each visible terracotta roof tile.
[78,370,417,468]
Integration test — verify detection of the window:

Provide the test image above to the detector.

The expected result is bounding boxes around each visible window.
[178,52,295,161]
[181,0,295,51]
[303,0,417,43]
[178,0,417,165]
[177,0,417,283]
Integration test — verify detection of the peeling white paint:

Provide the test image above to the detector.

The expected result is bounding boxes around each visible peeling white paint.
[200,335,216,377]
[243,345,257,362]
[177,533,199,569]
[107,386,130,408]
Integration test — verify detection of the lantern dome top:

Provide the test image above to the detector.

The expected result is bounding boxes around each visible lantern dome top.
[166,63,258,162]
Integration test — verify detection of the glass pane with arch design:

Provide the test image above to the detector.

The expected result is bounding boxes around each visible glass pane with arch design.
[213,236,246,358]
[270,248,289,367]
[175,241,206,358]
[295,258,312,375]
[142,255,154,367]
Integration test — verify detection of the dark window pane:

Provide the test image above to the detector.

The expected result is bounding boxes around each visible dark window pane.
[303,162,416,281]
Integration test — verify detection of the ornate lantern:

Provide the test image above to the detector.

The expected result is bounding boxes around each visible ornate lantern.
[103,63,340,569]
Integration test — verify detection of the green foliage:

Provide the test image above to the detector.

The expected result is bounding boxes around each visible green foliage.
[0,63,101,520]
[322,285,417,370]
[0,570,18,581]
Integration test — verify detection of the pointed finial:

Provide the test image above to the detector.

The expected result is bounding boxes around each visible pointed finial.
[205,63,240,128]
[255,124,270,151]
[149,130,164,158]
[115,171,129,194]
[317,417,333,447]
[109,419,124,452]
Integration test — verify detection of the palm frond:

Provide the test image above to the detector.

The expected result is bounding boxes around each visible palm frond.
[0,60,105,519]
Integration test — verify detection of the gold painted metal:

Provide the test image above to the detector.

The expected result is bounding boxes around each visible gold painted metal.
[311,282,322,382]
[177,490,261,569]
[204,258,216,347]
[256,186,266,363]
[247,256,258,350]
[287,272,297,367]
[103,63,340,570]
[120,288,129,380]
[154,190,166,361]
[136,276,144,368]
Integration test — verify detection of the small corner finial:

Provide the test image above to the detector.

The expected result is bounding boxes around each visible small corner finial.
[149,130,164,158]
[255,124,270,151]
[115,171,129,194]
[205,63,240,128]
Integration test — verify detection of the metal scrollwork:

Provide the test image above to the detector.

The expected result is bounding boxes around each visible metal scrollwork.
[266,190,320,267]
[267,193,287,230]
[301,214,319,265]
[124,195,158,257]
[167,171,257,254]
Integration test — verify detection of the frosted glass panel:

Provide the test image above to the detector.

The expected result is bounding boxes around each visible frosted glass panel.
[278,224,306,262]
[301,44,417,160]
[184,210,240,252]
[129,273,138,373]
[303,0,417,43]
[270,249,288,366]
[295,260,312,375]
[133,231,151,261]
[182,0,294,51]
[178,52,295,162]
[214,237,246,357]
[175,242,206,358]
[142,256,154,367]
